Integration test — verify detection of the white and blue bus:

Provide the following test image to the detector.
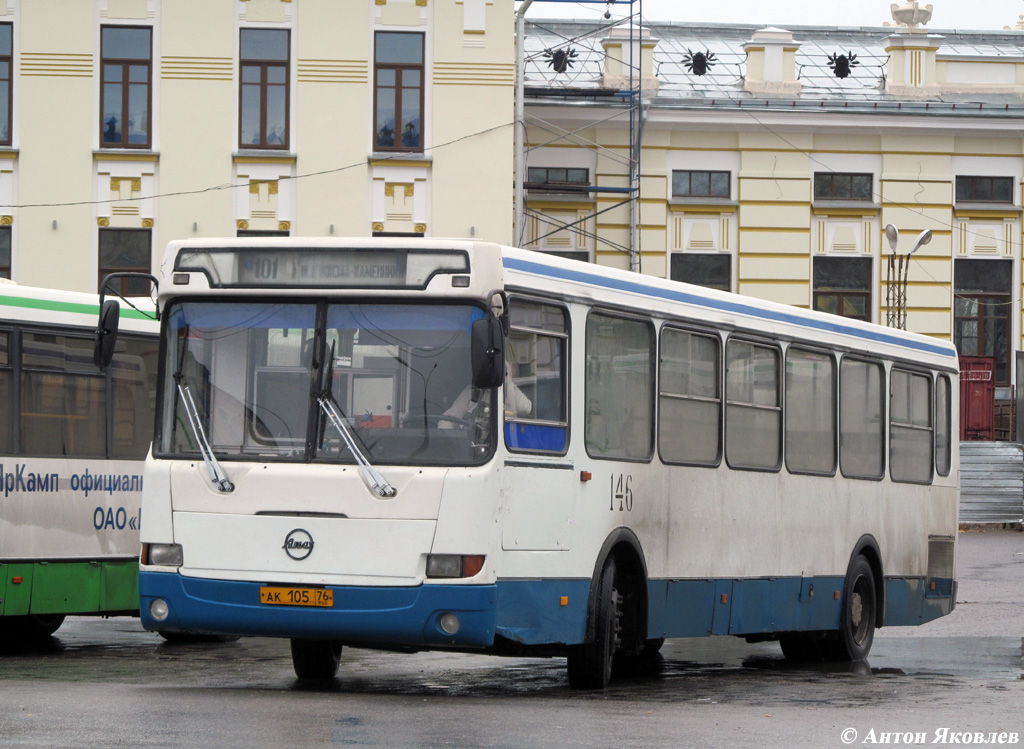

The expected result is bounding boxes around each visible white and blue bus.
[1,282,157,640]
[117,238,958,687]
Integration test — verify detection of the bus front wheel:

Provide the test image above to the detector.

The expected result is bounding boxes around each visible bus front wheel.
[825,555,877,661]
[290,638,343,680]
[566,558,622,689]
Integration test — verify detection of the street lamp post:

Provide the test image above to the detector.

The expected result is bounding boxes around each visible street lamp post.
[885,223,933,330]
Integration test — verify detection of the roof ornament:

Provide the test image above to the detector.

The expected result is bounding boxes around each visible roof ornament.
[828,52,859,79]
[889,2,933,29]
[543,47,579,74]
[682,49,716,76]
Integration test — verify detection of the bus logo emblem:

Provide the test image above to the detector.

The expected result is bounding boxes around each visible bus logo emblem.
[283,529,314,560]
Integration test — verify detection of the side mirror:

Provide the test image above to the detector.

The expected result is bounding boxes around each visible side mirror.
[94,299,121,368]
[471,316,504,389]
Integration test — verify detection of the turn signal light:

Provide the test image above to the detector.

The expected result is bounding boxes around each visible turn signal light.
[426,554,486,579]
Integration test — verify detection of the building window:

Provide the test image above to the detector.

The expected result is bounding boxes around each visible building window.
[670,253,730,292]
[240,29,289,149]
[374,32,424,152]
[0,225,10,279]
[101,26,152,148]
[672,170,729,198]
[954,259,1011,385]
[955,176,1013,203]
[813,257,871,321]
[814,172,872,201]
[0,23,11,146]
[237,229,289,238]
[98,228,151,296]
[526,167,590,194]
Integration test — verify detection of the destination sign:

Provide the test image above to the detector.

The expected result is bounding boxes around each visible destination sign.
[174,248,469,289]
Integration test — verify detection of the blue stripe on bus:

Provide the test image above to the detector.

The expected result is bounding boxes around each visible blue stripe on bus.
[502,257,958,360]
[141,571,953,648]
[504,423,567,452]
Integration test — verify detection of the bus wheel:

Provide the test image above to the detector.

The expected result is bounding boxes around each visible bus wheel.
[0,614,65,640]
[825,555,877,661]
[290,638,343,681]
[566,558,622,689]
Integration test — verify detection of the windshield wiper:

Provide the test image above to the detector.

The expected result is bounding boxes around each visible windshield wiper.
[317,393,396,498]
[173,325,233,493]
[317,340,396,498]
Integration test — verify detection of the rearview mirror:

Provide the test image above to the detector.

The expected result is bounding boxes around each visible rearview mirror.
[471,316,504,389]
[94,299,121,368]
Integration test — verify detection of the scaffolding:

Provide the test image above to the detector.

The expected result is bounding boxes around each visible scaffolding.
[514,0,645,271]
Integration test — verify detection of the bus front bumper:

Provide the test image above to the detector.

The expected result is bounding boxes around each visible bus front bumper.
[139,571,497,648]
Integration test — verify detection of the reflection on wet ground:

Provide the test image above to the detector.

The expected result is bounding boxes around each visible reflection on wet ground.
[1,618,1021,706]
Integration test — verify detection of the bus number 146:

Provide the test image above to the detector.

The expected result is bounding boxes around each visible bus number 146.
[610,474,633,512]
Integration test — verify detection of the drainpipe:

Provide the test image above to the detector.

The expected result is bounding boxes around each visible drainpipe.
[513,0,533,247]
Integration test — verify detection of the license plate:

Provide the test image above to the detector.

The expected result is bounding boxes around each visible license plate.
[260,586,334,607]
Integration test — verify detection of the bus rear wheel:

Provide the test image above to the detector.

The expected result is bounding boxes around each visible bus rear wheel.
[290,638,343,681]
[0,614,65,640]
[566,558,622,690]
[824,555,877,661]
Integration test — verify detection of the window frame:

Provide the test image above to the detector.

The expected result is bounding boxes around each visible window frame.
[584,309,656,463]
[100,25,153,149]
[889,366,934,485]
[98,227,152,296]
[813,172,873,202]
[672,170,731,199]
[669,253,731,293]
[838,356,886,481]
[373,31,425,153]
[657,324,723,468]
[935,373,952,477]
[784,345,838,477]
[525,167,591,195]
[955,175,1014,204]
[813,256,872,322]
[504,297,571,456]
[724,336,783,473]
[238,28,291,150]
[0,22,12,147]
[953,258,1012,386]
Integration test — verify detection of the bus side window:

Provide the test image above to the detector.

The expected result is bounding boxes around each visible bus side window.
[0,330,11,453]
[659,327,721,466]
[505,300,569,454]
[585,312,654,461]
[890,368,933,484]
[724,339,781,471]
[839,358,885,480]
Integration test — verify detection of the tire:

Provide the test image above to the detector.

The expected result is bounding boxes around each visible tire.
[824,555,877,661]
[566,558,622,689]
[0,614,65,640]
[290,638,343,681]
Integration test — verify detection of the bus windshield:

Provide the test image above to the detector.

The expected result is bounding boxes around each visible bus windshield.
[157,301,495,466]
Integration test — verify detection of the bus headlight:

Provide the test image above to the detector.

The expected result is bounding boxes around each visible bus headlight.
[426,554,485,578]
[143,543,183,567]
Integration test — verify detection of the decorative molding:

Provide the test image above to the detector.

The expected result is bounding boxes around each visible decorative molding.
[142,218,154,228]
[385,182,414,198]
[278,221,290,231]
[237,220,249,230]
[20,53,93,77]
[111,177,142,192]
[161,56,233,81]
[433,62,516,87]
[249,180,279,194]
[372,222,385,232]
[98,218,110,227]
[0,216,11,225]
[414,224,426,233]
[297,60,368,84]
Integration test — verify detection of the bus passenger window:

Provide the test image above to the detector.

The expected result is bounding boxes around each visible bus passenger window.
[839,358,884,479]
[505,300,569,454]
[785,348,836,475]
[585,312,654,460]
[0,331,10,453]
[725,339,781,471]
[659,328,720,466]
[890,368,933,484]
[935,375,952,477]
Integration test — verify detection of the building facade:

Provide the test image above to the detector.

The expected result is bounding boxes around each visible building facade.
[519,11,1024,409]
[0,0,514,293]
